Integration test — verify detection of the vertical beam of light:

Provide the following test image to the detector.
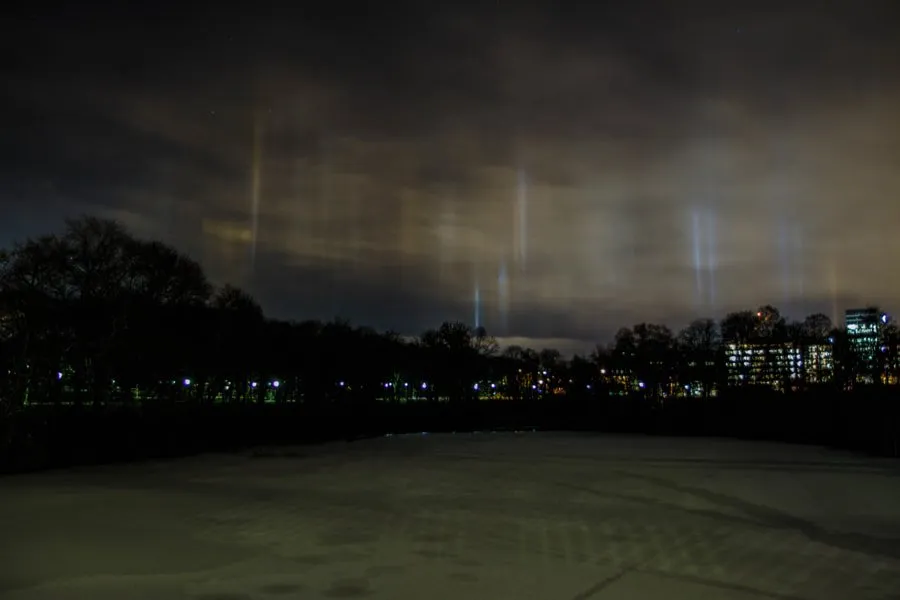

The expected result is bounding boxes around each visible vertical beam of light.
[438,196,454,286]
[249,113,263,275]
[768,137,792,308]
[602,212,619,287]
[794,226,804,299]
[706,208,717,308]
[778,219,791,306]
[473,276,481,329]
[828,257,839,325]
[294,156,310,266]
[516,167,528,271]
[349,182,361,273]
[690,208,703,306]
[319,134,333,307]
[497,258,509,334]
[319,135,333,262]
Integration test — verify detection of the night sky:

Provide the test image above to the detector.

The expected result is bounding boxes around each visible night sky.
[3,2,900,354]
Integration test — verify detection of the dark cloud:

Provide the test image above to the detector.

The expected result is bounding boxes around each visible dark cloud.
[3,1,900,355]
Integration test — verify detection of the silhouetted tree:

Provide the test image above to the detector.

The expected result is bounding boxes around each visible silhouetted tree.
[632,323,676,399]
[677,318,721,397]
[882,321,900,384]
[830,327,858,390]
[419,322,495,402]
[802,313,832,342]
[720,311,756,344]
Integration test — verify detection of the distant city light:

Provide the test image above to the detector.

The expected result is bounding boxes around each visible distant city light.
[538,379,544,385]
[490,383,496,388]
[183,378,191,386]
[473,383,479,390]
[272,380,280,388]
[421,382,427,389]
[251,382,258,388]
[338,381,344,387]
[57,372,63,380]
[638,381,645,388]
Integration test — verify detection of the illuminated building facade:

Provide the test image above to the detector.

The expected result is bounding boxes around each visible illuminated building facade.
[844,308,887,382]
[725,341,833,388]
[803,343,835,384]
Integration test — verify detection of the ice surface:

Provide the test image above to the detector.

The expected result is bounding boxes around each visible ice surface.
[1,433,899,599]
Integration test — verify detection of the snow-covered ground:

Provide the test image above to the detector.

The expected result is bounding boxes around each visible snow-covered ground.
[2,433,899,599]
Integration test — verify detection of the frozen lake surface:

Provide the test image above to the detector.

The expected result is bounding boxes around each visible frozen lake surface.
[2,432,899,599]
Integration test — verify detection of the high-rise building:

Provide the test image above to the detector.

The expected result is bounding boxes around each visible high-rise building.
[845,307,884,335]
[845,307,888,381]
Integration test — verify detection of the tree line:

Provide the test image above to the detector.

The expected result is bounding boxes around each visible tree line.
[1,217,899,469]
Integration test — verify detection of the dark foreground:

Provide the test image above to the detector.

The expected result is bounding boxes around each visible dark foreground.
[1,433,899,600]
[4,387,900,475]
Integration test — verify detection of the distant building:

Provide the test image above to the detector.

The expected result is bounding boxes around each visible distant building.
[804,343,835,384]
[845,307,884,337]
[844,307,889,382]
[603,367,639,395]
[725,341,833,388]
